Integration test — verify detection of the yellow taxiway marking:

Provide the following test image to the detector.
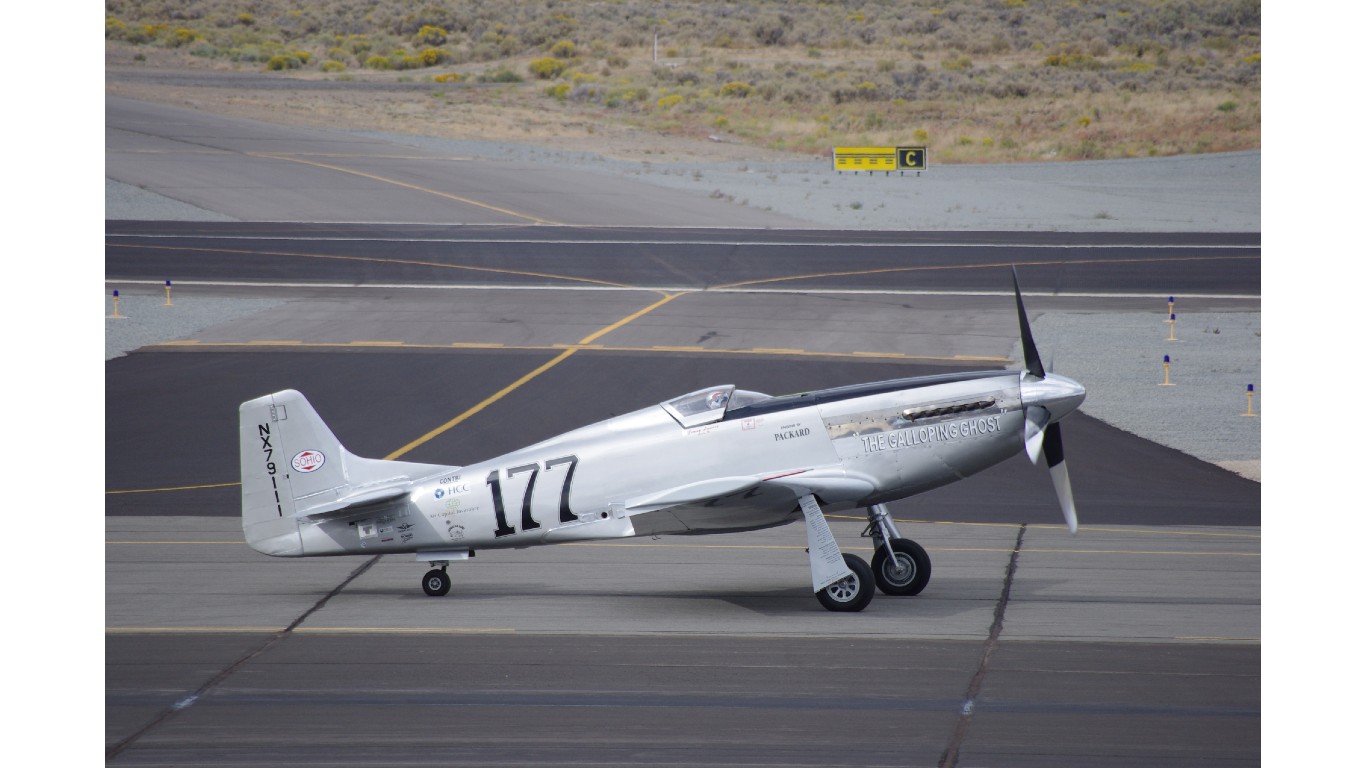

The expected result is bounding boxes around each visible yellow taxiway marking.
[151,339,998,364]
[106,243,634,290]
[712,253,1259,290]
[248,151,559,225]
[106,481,239,495]
[825,515,1261,539]
[383,293,683,460]
[107,540,243,545]
[106,627,514,635]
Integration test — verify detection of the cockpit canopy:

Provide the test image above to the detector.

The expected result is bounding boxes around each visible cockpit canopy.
[660,385,771,428]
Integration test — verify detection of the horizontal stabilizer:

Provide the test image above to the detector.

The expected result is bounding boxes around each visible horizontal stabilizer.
[295,484,413,522]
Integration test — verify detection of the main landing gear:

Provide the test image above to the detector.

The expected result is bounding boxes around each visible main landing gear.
[807,500,932,612]
[422,567,451,597]
[864,503,932,597]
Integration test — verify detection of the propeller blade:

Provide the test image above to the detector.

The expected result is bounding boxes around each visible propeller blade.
[1043,423,1078,533]
[1012,267,1046,379]
[1024,406,1049,465]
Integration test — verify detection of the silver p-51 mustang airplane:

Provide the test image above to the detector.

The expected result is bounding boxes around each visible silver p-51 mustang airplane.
[239,271,1084,611]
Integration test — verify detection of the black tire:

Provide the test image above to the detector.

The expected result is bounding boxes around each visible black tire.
[871,538,931,596]
[816,553,875,612]
[422,568,451,597]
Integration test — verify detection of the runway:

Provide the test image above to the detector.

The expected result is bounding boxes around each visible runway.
[106,230,1259,764]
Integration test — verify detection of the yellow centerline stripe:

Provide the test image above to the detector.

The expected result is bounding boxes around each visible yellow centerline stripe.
[712,254,1259,290]
[825,515,1261,538]
[106,243,634,290]
[106,482,240,495]
[247,151,560,225]
[149,339,999,363]
[106,627,515,634]
[106,539,1257,558]
[383,293,683,460]
[384,348,577,460]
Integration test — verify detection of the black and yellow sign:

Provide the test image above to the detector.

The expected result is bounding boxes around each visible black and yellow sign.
[833,146,928,172]
[897,146,927,170]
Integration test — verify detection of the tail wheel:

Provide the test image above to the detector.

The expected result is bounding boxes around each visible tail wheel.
[816,553,875,612]
[871,538,931,596]
[422,568,451,597]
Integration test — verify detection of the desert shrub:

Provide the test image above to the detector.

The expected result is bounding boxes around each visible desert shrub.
[237,13,254,27]
[551,39,577,59]
[718,81,754,98]
[433,72,462,83]
[265,55,302,71]
[293,51,311,64]
[479,69,524,83]
[941,54,973,71]
[545,83,571,100]
[415,25,447,46]
[321,60,346,73]
[752,16,789,46]
[656,93,683,109]
[365,55,391,70]
[419,47,449,66]
[106,18,126,39]
[607,54,628,68]
[528,57,566,79]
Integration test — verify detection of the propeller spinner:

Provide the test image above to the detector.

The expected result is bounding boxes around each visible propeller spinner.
[1012,268,1086,533]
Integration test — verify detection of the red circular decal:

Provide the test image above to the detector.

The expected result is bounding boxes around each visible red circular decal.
[291,450,326,473]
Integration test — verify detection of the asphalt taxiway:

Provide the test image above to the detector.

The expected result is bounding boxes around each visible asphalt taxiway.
[107,244,1259,765]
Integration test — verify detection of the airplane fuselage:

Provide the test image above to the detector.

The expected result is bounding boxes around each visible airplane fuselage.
[293,370,1035,558]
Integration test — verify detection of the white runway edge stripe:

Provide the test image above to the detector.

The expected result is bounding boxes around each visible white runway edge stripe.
[102,279,1260,300]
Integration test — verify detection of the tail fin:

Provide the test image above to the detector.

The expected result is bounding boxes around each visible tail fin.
[238,390,447,556]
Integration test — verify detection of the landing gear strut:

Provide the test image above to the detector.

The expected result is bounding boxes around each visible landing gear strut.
[864,504,931,596]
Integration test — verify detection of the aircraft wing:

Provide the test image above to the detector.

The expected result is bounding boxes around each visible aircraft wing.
[624,467,875,535]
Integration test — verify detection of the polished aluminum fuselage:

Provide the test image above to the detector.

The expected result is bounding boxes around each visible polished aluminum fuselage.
[295,370,1049,558]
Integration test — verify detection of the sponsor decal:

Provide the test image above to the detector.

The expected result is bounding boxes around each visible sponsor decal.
[380,537,393,543]
[397,523,415,532]
[434,488,445,500]
[859,414,1003,453]
[439,474,463,484]
[774,425,812,442]
[291,450,326,473]
[401,532,414,543]
[447,522,466,541]
[742,417,763,431]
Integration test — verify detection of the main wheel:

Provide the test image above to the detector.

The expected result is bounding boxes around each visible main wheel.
[422,568,451,597]
[871,538,931,596]
[816,553,875,612]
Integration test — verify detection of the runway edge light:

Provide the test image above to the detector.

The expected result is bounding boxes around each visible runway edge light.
[164,280,174,307]
[1161,354,1174,386]
[1166,313,1178,341]
[109,288,124,319]
[1244,384,1257,417]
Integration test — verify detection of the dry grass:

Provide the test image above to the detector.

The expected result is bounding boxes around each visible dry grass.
[105,0,1260,164]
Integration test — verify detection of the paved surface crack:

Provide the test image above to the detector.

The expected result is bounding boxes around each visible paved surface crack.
[939,523,1026,768]
[106,555,381,761]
